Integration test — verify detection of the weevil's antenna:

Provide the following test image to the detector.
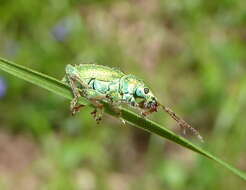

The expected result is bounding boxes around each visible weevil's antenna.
[159,104,204,142]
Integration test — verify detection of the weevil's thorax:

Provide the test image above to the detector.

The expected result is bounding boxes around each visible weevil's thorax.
[120,75,139,95]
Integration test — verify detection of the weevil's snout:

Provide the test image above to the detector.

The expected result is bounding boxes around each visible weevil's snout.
[139,96,159,112]
[146,97,159,112]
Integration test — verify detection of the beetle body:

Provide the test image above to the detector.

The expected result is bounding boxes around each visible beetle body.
[63,64,158,112]
[63,63,203,141]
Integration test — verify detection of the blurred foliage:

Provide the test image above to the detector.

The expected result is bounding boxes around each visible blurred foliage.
[0,0,245,189]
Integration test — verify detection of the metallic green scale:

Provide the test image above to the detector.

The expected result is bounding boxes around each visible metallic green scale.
[71,64,125,96]
[74,64,125,81]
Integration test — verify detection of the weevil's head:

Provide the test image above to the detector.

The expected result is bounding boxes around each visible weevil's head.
[135,82,159,112]
[121,75,159,112]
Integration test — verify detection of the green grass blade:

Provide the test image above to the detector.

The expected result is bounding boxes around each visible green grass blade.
[0,57,245,180]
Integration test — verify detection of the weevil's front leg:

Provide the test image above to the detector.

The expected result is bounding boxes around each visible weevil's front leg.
[81,89,107,123]
[141,109,156,117]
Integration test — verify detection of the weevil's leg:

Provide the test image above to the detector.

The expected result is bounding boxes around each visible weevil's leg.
[76,78,90,89]
[105,92,122,109]
[65,75,83,115]
[90,101,104,124]
[81,89,107,124]
[61,76,67,83]
[141,110,150,117]
[120,118,126,125]
[72,104,85,114]
[65,65,91,89]
[65,71,92,115]
[141,109,156,117]
[106,102,126,126]
[105,91,122,104]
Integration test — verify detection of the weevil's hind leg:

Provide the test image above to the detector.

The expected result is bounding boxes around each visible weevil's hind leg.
[160,105,204,142]
[65,65,92,115]
[66,75,83,115]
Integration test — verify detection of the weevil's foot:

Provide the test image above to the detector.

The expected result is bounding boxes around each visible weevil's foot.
[91,109,102,124]
[141,109,155,118]
[71,108,77,116]
[91,109,97,118]
[95,116,102,124]
[141,111,148,118]
[106,94,114,103]
[120,118,126,125]
[71,104,85,116]
[70,98,78,115]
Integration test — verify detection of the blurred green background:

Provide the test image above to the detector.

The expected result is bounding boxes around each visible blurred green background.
[0,0,245,189]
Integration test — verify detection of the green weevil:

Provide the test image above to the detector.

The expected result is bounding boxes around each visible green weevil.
[63,64,203,141]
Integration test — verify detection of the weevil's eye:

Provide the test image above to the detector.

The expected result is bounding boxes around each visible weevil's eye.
[144,88,149,94]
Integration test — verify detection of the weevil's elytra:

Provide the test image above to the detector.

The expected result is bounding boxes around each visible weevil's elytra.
[63,63,203,141]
